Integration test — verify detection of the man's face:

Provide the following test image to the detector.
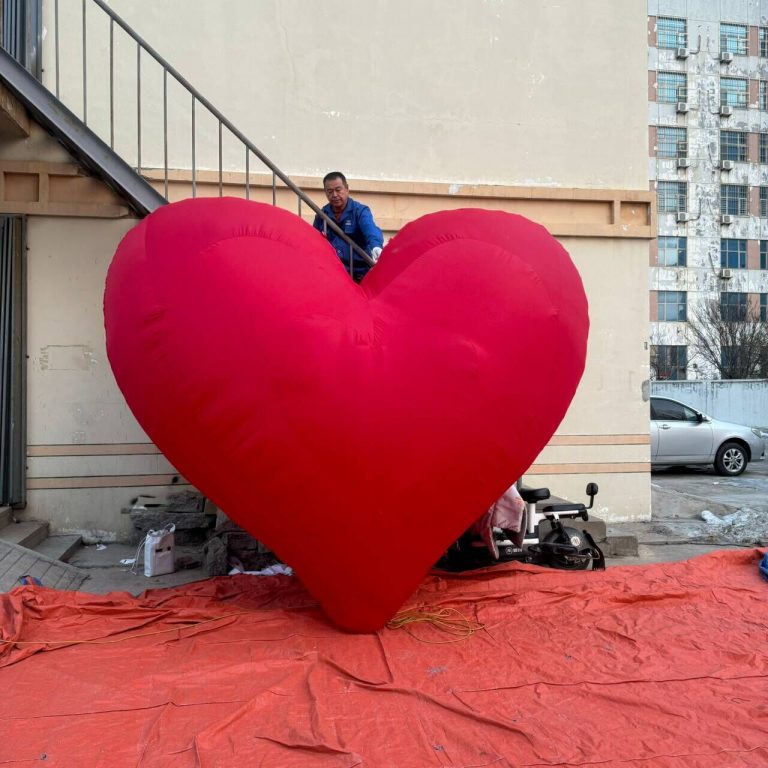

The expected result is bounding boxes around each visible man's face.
[324,178,349,213]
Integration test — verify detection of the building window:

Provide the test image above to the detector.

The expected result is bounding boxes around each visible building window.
[720,130,747,162]
[761,27,768,57]
[721,346,736,370]
[651,345,688,380]
[761,134,768,164]
[658,17,687,49]
[720,292,748,321]
[658,290,687,321]
[720,23,748,55]
[761,241,768,269]
[762,188,768,218]
[721,77,748,108]
[658,181,687,213]
[658,236,687,266]
[658,71,687,103]
[762,81,768,111]
[658,127,687,159]
[721,184,748,216]
[761,294,768,321]
[721,239,747,269]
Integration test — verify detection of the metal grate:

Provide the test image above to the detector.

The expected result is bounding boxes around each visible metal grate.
[0,0,41,76]
[720,184,748,216]
[657,17,687,49]
[657,127,687,159]
[657,181,687,213]
[0,217,25,507]
[720,23,748,56]
[721,77,748,108]
[720,130,747,162]
[657,71,687,103]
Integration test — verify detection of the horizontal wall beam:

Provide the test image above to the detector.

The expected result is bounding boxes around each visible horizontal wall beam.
[0,160,130,217]
[143,169,656,240]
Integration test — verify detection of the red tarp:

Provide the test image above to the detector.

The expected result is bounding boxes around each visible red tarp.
[1,549,767,767]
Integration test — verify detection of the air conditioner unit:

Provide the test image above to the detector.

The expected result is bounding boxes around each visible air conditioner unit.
[677,157,691,168]
[677,101,690,113]
[676,47,690,59]
[719,268,733,279]
[720,51,734,63]
[676,212,692,222]
[720,160,734,170]
[721,214,734,224]
[720,105,733,116]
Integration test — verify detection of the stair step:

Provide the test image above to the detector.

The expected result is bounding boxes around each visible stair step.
[0,507,12,531]
[33,534,83,563]
[0,520,50,549]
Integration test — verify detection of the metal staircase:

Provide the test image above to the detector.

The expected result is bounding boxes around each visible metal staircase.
[0,0,371,269]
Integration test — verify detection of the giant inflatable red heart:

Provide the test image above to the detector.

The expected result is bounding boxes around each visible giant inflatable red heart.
[104,198,588,631]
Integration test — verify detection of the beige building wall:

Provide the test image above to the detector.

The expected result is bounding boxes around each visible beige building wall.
[42,0,649,188]
[530,237,651,521]
[3,0,653,535]
[23,216,192,541]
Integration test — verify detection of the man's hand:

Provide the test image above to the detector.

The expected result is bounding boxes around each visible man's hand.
[371,247,382,262]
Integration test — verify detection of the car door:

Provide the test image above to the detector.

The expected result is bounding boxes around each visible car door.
[651,397,714,462]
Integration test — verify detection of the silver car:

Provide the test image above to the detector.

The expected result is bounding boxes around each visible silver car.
[651,396,765,476]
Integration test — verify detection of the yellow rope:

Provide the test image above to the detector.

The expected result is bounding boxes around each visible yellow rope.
[386,606,484,643]
[1,608,484,648]
[0,611,251,647]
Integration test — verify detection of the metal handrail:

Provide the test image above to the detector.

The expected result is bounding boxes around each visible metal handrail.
[49,0,373,270]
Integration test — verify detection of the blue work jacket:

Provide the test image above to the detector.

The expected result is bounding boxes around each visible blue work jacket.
[313,198,384,278]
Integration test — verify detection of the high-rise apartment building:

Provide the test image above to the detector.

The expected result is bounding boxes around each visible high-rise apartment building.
[649,1,768,379]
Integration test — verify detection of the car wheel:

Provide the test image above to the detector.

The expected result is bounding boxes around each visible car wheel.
[714,441,748,476]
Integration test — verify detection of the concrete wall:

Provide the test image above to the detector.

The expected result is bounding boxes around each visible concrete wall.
[24,215,190,541]
[42,0,649,189]
[651,378,768,428]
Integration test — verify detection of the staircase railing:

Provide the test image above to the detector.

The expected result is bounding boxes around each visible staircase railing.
[36,0,373,271]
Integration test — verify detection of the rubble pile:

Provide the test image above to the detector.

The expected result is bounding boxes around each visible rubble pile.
[700,508,768,547]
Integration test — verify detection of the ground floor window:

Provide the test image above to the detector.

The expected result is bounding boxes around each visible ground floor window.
[651,345,688,380]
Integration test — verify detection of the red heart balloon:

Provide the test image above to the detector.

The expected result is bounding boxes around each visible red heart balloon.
[104,198,588,631]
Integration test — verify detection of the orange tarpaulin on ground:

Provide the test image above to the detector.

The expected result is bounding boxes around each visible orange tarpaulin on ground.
[1,549,767,767]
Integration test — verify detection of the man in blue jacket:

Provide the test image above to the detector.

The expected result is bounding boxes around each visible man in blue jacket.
[313,171,384,281]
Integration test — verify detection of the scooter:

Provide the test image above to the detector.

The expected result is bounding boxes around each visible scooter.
[436,482,605,572]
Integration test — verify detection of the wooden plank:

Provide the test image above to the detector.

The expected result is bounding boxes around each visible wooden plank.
[25,558,55,582]
[0,548,24,581]
[0,541,87,592]
[0,552,37,591]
